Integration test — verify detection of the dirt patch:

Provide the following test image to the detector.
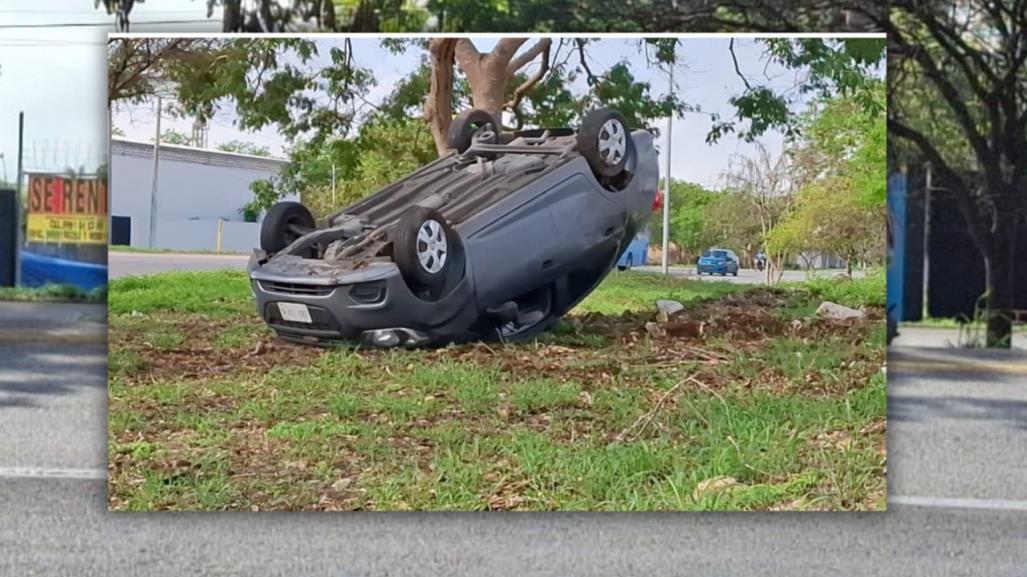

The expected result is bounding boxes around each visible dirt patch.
[112,314,323,384]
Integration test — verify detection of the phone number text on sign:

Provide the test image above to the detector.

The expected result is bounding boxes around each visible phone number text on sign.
[27,214,108,244]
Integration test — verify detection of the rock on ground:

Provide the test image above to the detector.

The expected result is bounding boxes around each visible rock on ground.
[816,301,865,320]
[656,299,685,316]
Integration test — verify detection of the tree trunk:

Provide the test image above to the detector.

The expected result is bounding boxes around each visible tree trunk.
[425,39,458,156]
[424,38,550,157]
[984,213,1017,348]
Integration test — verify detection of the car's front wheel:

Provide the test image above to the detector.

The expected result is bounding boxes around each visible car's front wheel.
[393,206,459,293]
[260,201,315,254]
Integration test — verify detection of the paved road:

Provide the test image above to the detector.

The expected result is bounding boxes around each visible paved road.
[633,265,856,284]
[108,253,857,285]
[2,338,1026,575]
[108,251,250,279]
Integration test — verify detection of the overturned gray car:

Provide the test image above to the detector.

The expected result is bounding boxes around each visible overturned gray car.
[248,107,661,347]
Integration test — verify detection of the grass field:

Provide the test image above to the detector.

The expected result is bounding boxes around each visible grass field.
[107,269,886,511]
[0,283,106,303]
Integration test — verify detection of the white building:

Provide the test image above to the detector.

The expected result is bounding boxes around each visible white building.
[110,138,293,253]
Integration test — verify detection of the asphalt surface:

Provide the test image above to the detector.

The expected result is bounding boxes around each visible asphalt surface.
[108,252,854,285]
[2,306,1026,576]
[108,251,250,279]
[634,265,855,284]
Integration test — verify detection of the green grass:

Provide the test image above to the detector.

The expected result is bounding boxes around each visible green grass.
[788,268,886,308]
[0,283,106,303]
[108,270,252,317]
[107,269,886,512]
[577,271,742,314]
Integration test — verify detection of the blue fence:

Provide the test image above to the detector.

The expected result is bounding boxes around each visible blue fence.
[887,173,906,322]
[20,250,107,291]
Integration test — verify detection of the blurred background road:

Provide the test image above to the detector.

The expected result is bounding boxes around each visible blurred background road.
[2,336,1025,575]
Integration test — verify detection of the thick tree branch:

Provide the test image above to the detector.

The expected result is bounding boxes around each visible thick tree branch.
[507,38,551,74]
[504,40,551,114]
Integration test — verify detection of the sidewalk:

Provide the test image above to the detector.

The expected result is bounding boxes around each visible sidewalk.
[893,326,1027,351]
[0,302,106,344]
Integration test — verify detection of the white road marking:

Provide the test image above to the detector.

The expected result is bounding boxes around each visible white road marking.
[0,467,106,480]
[891,495,1027,512]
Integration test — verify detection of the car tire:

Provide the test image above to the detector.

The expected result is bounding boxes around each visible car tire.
[447,109,501,154]
[577,108,634,179]
[261,201,315,254]
[393,206,458,291]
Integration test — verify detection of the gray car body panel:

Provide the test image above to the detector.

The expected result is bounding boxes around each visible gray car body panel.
[249,128,659,345]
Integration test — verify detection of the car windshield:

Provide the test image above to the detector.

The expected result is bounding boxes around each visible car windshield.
[703,250,729,259]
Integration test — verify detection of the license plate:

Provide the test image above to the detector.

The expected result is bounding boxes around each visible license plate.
[278,302,312,323]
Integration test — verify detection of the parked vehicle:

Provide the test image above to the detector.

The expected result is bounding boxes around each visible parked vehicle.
[697,247,740,276]
[249,108,661,347]
[617,226,650,271]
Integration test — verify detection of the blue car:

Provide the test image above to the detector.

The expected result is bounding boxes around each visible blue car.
[697,247,739,276]
[617,228,649,270]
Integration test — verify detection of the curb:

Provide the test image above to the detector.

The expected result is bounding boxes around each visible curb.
[0,328,107,345]
[889,358,1027,376]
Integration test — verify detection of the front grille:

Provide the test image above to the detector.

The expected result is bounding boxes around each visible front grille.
[259,280,335,296]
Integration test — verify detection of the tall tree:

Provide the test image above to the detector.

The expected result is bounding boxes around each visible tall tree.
[887,1,1027,348]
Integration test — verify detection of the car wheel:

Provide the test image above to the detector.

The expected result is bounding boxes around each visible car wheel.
[261,201,315,254]
[447,109,500,154]
[393,206,457,291]
[577,108,634,179]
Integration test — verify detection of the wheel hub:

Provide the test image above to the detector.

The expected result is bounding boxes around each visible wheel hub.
[416,219,448,273]
[598,119,626,165]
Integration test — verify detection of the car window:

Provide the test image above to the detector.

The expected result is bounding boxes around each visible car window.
[712,250,728,258]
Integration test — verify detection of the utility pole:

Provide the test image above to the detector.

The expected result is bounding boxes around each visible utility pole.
[331,163,337,206]
[149,96,162,248]
[661,61,674,275]
[15,112,24,286]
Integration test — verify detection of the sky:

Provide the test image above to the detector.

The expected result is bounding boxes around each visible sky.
[0,1,880,190]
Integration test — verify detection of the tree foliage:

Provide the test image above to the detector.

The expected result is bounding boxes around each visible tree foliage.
[216,141,273,157]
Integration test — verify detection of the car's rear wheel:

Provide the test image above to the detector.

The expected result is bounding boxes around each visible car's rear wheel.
[261,201,315,254]
[578,108,634,178]
[447,109,500,154]
[393,206,458,291]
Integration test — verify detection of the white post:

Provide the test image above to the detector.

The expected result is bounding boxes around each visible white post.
[148,95,162,248]
[216,217,224,254]
[107,105,113,248]
[923,163,932,319]
[661,62,673,275]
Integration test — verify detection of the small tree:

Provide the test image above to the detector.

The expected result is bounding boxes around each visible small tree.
[722,144,797,284]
